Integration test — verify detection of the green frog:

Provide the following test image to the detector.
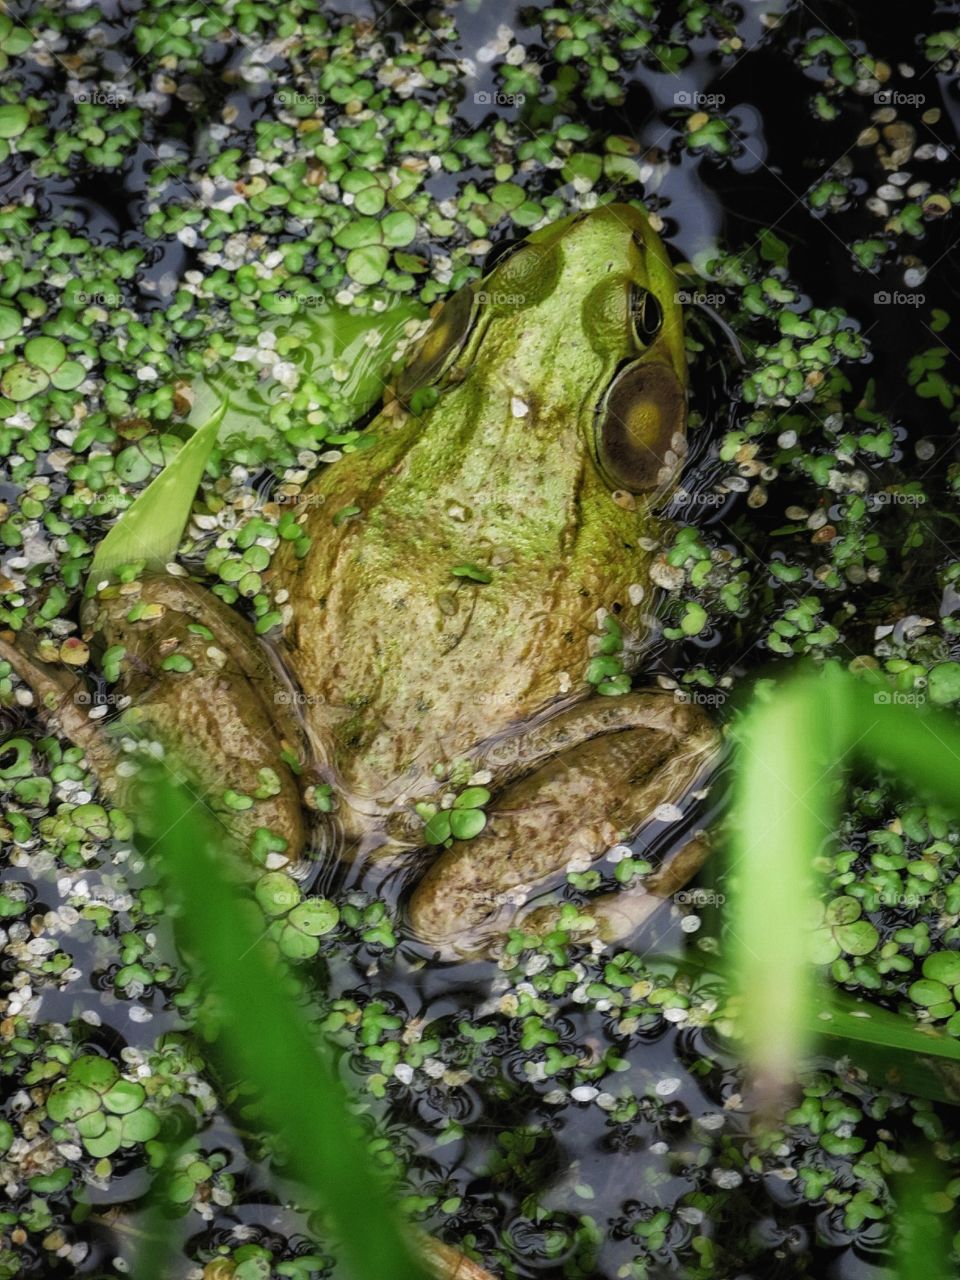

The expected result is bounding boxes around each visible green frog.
[3,203,718,954]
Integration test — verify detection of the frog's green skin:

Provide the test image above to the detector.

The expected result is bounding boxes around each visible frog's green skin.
[5,203,717,953]
[274,204,690,808]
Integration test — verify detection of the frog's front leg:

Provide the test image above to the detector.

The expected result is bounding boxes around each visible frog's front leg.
[409,692,718,952]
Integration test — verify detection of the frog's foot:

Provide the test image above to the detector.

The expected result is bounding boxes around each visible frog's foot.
[516,831,713,946]
[0,629,126,788]
[408,691,718,953]
[417,1230,498,1280]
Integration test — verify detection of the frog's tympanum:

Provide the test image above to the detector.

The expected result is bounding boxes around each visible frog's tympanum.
[5,204,718,954]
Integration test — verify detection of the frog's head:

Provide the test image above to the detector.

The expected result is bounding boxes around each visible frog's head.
[396,202,688,505]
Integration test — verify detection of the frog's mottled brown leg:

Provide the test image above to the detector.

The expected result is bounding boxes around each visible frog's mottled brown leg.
[408,691,718,952]
[2,575,310,862]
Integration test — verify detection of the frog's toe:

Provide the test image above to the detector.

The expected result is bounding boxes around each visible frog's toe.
[0,629,127,792]
[517,831,713,945]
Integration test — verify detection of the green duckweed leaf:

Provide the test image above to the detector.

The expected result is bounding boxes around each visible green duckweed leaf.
[24,335,66,371]
[449,808,486,841]
[1,360,48,400]
[0,104,29,138]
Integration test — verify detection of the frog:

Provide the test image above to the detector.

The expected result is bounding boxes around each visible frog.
[1,202,718,955]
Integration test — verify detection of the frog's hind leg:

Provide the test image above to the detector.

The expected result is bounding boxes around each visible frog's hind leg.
[408,690,719,952]
[1,575,312,863]
[89,575,313,859]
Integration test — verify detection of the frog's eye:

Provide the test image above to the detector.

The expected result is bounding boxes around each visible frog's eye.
[630,285,664,345]
[395,283,477,404]
[595,358,686,495]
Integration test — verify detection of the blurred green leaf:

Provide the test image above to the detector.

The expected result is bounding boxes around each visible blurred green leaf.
[135,773,430,1280]
[729,663,960,1099]
[892,1148,954,1278]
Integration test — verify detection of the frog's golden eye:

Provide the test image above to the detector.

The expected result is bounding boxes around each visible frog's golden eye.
[595,358,686,495]
[395,283,477,404]
[630,284,664,345]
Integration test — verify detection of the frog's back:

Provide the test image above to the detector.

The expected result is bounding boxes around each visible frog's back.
[272,415,654,801]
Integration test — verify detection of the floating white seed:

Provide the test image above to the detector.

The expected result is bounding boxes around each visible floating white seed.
[655,1076,681,1097]
[571,1085,598,1102]
[698,1112,726,1130]
[653,802,683,823]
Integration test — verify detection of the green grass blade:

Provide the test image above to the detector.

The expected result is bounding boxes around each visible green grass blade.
[138,775,431,1280]
[728,663,960,1101]
[88,397,227,586]
[813,991,960,1104]
[728,675,845,1091]
[816,989,960,1061]
[844,678,960,808]
[131,1129,192,1280]
[893,1149,953,1279]
[685,948,960,1104]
